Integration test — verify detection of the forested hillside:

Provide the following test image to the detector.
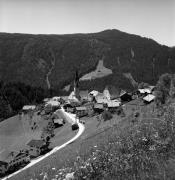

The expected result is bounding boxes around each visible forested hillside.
[0,29,175,91]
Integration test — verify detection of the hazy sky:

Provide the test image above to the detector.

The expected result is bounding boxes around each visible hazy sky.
[0,0,174,46]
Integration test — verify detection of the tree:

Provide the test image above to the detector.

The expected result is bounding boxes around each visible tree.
[169,74,175,99]
[155,73,172,105]
[138,82,150,89]
[0,96,11,120]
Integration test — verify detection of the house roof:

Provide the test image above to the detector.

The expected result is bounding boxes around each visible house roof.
[79,90,89,97]
[51,96,60,101]
[27,139,46,148]
[94,103,104,109]
[107,101,121,107]
[143,94,155,102]
[138,88,151,94]
[22,105,36,110]
[149,86,155,90]
[89,90,99,97]
[46,100,60,107]
[43,98,50,102]
[95,96,108,104]
[120,90,127,97]
[54,119,63,124]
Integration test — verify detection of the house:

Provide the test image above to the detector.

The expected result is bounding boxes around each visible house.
[0,150,30,174]
[107,100,121,108]
[44,104,53,114]
[44,101,60,114]
[120,90,132,102]
[22,105,36,113]
[79,90,91,101]
[43,98,50,103]
[51,113,65,127]
[107,100,121,113]
[51,96,60,101]
[95,93,108,104]
[84,102,94,116]
[53,118,65,126]
[89,90,99,97]
[138,88,151,95]
[143,94,155,104]
[94,103,104,114]
[63,103,76,113]
[75,106,88,118]
[60,96,69,103]
[27,139,49,157]
[45,100,60,107]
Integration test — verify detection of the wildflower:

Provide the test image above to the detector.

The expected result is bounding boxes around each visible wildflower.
[149,145,156,151]
[94,145,97,148]
[65,172,75,180]
[142,137,147,141]
[52,167,56,170]
[154,132,159,138]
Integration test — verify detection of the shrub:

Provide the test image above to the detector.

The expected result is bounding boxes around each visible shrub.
[102,111,112,121]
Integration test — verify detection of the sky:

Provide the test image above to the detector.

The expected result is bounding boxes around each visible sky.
[0,0,174,47]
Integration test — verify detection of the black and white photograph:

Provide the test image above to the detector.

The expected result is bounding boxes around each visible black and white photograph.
[0,0,174,179]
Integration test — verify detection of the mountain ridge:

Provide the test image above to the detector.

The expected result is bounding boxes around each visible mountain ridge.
[0,29,174,92]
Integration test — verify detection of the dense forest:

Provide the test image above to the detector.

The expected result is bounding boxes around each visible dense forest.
[0,29,175,92]
[0,81,59,121]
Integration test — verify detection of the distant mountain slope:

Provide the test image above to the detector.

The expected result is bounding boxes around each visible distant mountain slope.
[0,29,174,91]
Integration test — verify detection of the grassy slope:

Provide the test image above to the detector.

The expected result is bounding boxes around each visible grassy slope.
[0,110,75,161]
[7,99,163,180]
[7,110,126,180]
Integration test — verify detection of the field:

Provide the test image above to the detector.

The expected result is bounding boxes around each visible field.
[0,110,75,161]
[80,60,112,81]
[0,113,42,158]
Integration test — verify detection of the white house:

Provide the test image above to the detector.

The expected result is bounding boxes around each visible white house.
[143,94,155,103]
[51,96,60,101]
[89,90,99,97]
[22,105,36,111]
[107,100,121,108]
[45,100,60,107]
[95,93,108,104]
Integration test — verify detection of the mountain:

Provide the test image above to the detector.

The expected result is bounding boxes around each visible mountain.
[0,29,175,92]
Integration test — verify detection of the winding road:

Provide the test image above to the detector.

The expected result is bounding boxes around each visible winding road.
[2,108,85,180]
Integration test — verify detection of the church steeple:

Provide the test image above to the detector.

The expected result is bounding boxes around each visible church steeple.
[74,70,80,99]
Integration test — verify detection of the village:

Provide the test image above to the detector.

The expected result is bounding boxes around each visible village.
[0,74,156,177]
